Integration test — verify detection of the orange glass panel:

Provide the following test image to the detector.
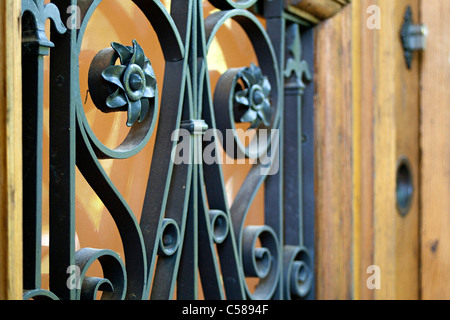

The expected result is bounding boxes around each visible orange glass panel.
[40,0,266,296]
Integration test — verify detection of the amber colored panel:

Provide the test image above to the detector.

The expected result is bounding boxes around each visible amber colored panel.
[40,0,266,296]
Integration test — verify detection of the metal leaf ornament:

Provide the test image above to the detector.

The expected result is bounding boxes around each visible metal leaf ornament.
[102,40,157,127]
[235,63,273,129]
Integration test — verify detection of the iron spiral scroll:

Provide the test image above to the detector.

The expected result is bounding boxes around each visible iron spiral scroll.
[21,0,314,300]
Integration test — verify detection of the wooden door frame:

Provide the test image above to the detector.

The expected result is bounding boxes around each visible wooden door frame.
[0,0,23,300]
[313,0,449,300]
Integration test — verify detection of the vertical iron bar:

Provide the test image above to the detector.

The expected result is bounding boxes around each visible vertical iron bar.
[21,31,48,292]
[300,26,315,300]
[150,142,192,299]
[199,0,247,299]
[264,9,285,299]
[49,0,77,300]
[177,0,200,299]
[177,144,198,299]
[140,59,188,299]
[282,21,315,300]
[283,23,311,246]
[283,81,303,245]
[197,192,225,300]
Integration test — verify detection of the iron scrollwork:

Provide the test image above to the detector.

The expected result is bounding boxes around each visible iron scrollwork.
[21,0,314,300]
[88,40,157,127]
[234,63,273,128]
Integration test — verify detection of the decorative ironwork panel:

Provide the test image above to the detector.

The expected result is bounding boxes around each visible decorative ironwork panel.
[21,0,314,300]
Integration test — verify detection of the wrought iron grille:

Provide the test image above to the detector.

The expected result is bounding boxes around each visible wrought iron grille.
[21,0,314,300]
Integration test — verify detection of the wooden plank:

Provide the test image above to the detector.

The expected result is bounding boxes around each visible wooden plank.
[288,0,342,19]
[352,0,378,300]
[0,0,23,300]
[351,0,364,300]
[314,5,354,299]
[286,0,350,23]
[315,0,420,299]
[420,0,450,300]
[286,6,321,24]
[375,0,420,300]
[352,0,420,300]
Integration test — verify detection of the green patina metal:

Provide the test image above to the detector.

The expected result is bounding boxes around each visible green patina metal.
[21,0,315,300]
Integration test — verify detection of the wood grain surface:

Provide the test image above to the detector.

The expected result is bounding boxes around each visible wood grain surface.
[315,0,421,299]
[420,0,450,300]
[0,0,23,300]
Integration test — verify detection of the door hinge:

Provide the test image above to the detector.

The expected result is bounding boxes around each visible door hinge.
[401,6,428,69]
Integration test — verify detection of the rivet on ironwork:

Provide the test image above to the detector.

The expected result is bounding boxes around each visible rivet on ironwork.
[209,210,229,244]
[181,119,209,135]
[56,75,65,87]
[158,219,180,257]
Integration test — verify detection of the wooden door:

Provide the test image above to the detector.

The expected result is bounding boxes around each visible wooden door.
[314,0,450,300]
[419,0,450,300]
[315,0,422,299]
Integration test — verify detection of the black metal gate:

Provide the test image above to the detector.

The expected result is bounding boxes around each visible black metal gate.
[21,0,314,300]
